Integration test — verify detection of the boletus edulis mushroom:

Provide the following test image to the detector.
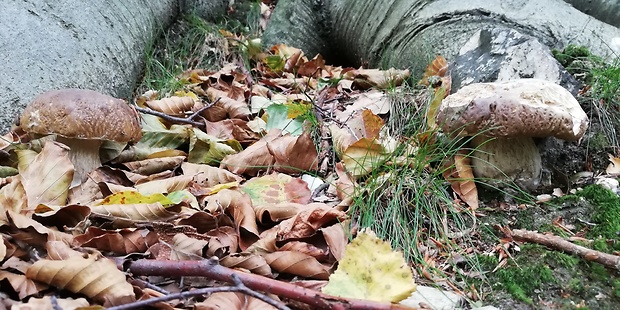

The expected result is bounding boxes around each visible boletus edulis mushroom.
[19,89,142,187]
[436,78,588,191]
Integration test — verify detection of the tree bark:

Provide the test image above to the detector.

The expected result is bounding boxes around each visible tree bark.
[264,0,620,74]
[0,0,181,132]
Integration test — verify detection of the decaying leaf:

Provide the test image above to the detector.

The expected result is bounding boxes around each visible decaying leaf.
[263,251,331,280]
[241,173,311,206]
[146,95,196,116]
[26,255,136,306]
[18,141,73,209]
[322,229,416,303]
[443,153,479,209]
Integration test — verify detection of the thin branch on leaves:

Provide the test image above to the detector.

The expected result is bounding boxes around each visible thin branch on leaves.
[107,273,289,310]
[116,257,416,310]
[135,97,221,129]
[509,228,620,270]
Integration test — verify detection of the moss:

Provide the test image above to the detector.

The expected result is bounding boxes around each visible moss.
[495,263,555,304]
[614,279,620,298]
[578,185,620,247]
[544,251,579,268]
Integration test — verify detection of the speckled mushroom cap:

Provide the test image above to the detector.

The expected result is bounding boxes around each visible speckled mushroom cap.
[436,79,588,141]
[20,89,142,143]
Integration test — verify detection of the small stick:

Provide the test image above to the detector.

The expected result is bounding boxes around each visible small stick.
[188,97,221,121]
[509,228,620,270]
[135,106,204,128]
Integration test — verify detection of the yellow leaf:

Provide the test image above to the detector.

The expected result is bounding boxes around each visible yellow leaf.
[322,228,416,302]
[427,87,447,129]
[97,191,174,206]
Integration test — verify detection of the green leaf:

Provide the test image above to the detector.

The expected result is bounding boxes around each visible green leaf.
[265,104,304,136]
[188,128,242,165]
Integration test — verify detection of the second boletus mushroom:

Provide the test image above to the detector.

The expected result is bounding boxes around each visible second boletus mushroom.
[436,78,588,191]
[19,89,142,187]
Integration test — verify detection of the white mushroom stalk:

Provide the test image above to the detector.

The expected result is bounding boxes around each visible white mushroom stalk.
[56,137,103,187]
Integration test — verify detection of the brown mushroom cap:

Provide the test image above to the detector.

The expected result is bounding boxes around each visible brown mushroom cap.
[436,79,588,141]
[19,89,142,143]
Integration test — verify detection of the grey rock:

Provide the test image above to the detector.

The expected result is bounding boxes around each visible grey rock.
[0,0,179,133]
[452,28,580,95]
[400,285,465,309]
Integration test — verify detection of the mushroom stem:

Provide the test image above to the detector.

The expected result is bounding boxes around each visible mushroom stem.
[57,137,103,188]
[470,135,542,191]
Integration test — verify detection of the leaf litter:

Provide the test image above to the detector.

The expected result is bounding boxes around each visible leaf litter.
[0,18,502,309]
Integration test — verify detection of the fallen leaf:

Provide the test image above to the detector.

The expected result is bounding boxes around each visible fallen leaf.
[322,228,416,303]
[241,173,311,205]
[18,141,73,209]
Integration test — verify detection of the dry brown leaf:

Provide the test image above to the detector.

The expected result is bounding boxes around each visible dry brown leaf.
[177,211,235,234]
[278,241,330,261]
[205,226,238,258]
[219,252,272,276]
[0,178,27,218]
[203,189,259,250]
[0,270,47,299]
[182,162,243,187]
[334,162,357,202]
[263,251,331,279]
[75,227,159,255]
[246,226,278,255]
[345,68,410,89]
[320,221,350,261]
[6,210,74,247]
[241,173,312,206]
[19,141,73,209]
[122,156,186,176]
[220,129,279,176]
[90,203,179,222]
[277,203,348,241]
[32,204,91,229]
[171,233,209,260]
[420,55,449,86]
[146,96,196,116]
[196,291,278,310]
[254,202,304,225]
[135,174,194,195]
[10,296,89,310]
[443,153,479,209]
[267,131,319,174]
[205,118,261,143]
[26,255,135,306]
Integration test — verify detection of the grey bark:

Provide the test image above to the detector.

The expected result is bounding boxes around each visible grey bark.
[0,0,231,133]
[264,0,620,74]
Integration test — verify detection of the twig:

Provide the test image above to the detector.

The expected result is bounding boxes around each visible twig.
[116,257,417,310]
[509,228,620,270]
[135,106,204,128]
[188,97,221,121]
[107,273,289,310]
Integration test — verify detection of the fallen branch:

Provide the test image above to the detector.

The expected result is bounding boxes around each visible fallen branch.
[509,229,620,270]
[116,257,417,310]
[135,98,220,129]
[108,273,289,310]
